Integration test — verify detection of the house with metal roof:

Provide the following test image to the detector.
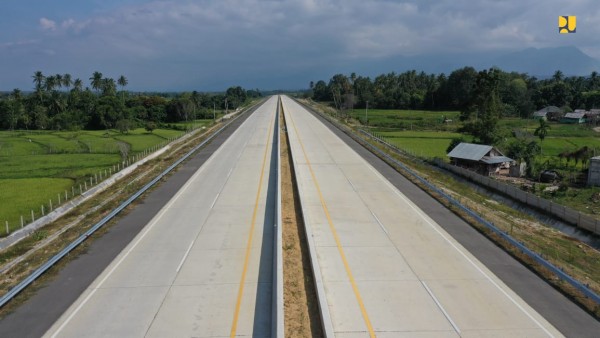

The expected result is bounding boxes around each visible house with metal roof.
[447,142,514,176]
[533,106,563,121]
[561,112,586,124]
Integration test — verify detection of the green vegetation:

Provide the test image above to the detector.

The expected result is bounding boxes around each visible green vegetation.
[0,125,216,232]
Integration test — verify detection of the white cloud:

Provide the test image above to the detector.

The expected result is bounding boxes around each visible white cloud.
[39,17,57,31]
[1,0,597,91]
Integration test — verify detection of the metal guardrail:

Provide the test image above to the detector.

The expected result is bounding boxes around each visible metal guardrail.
[272,96,284,337]
[0,101,262,309]
[297,99,600,307]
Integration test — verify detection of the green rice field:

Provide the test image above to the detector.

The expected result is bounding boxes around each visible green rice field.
[0,122,211,233]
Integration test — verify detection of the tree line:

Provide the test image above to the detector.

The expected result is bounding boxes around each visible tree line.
[0,71,260,131]
[310,68,600,116]
[309,67,600,145]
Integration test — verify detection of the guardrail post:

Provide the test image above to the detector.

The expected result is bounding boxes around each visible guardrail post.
[31,210,34,223]
[84,182,87,191]
[41,205,45,216]
[5,221,8,235]
[65,190,68,201]
[58,193,61,205]
[20,216,23,228]
[72,186,75,198]
[49,199,53,212]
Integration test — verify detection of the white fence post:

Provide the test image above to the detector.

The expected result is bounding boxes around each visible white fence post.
[58,193,61,205]
[31,209,34,222]
[50,199,53,212]
[5,221,9,235]
[21,215,24,228]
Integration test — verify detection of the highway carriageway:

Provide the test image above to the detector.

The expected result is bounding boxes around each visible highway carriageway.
[1,95,599,337]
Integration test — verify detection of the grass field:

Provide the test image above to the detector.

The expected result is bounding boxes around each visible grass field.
[0,122,212,233]
[349,109,461,131]
[376,130,463,158]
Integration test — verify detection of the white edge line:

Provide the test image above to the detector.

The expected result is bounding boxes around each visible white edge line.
[49,101,264,338]
[421,281,461,334]
[365,164,557,338]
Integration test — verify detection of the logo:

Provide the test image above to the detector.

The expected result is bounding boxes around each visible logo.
[559,16,576,33]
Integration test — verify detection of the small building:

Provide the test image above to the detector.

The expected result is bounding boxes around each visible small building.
[447,142,515,176]
[533,106,563,121]
[561,112,586,124]
[588,156,600,186]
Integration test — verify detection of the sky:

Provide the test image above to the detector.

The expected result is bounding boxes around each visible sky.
[1,0,599,91]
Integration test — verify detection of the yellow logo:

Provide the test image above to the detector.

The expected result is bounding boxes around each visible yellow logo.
[559,16,576,33]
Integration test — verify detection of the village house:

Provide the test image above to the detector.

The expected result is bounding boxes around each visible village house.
[447,142,515,176]
[560,112,586,124]
[533,106,563,121]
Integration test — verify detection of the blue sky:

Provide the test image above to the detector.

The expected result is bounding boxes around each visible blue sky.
[1,0,599,91]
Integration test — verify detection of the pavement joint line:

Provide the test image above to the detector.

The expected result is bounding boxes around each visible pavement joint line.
[211,193,220,209]
[229,109,276,338]
[363,163,557,338]
[176,239,196,273]
[421,281,461,334]
[47,102,265,337]
[369,211,389,236]
[284,100,376,338]
[48,140,213,338]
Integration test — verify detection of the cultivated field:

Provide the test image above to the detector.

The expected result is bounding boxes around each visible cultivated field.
[0,121,211,233]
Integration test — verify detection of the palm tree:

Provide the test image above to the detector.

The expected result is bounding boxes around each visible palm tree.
[32,71,45,103]
[32,71,45,91]
[90,71,103,93]
[62,73,72,91]
[54,74,63,89]
[100,78,117,96]
[44,75,57,92]
[534,118,550,153]
[117,75,128,101]
[73,78,83,92]
[552,70,564,83]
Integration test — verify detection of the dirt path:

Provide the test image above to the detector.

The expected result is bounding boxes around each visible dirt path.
[280,109,323,337]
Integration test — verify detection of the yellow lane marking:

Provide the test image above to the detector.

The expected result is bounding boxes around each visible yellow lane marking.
[229,104,276,337]
[283,99,376,337]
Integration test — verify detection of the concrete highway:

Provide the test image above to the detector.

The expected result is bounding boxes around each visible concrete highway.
[43,96,278,337]
[2,94,598,337]
[281,96,565,337]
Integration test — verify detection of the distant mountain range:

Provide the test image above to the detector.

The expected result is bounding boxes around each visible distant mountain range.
[334,46,600,80]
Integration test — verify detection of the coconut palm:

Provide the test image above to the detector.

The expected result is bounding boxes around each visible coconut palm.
[90,71,103,93]
[73,78,83,92]
[117,75,128,101]
[62,73,72,91]
[32,71,45,103]
[101,78,117,96]
[32,71,45,91]
[534,118,550,154]
[54,74,63,89]
[44,75,57,92]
